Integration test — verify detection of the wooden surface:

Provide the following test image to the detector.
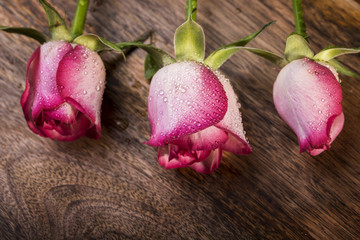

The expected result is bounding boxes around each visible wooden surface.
[0,0,360,239]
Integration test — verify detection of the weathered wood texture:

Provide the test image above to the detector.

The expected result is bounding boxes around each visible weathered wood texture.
[0,0,360,239]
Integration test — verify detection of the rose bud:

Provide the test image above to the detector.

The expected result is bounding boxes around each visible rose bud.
[146,62,251,174]
[235,0,360,155]
[125,0,273,173]
[1,0,139,141]
[273,58,344,155]
[21,41,106,141]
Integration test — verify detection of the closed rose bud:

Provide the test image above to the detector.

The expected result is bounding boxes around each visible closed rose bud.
[146,62,251,174]
[21,41,106,141]
[273,58,344,155]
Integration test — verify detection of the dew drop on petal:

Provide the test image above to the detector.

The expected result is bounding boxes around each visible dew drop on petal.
[83,90,87,95]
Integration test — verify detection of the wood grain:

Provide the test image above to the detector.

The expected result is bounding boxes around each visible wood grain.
[0,0,359,239]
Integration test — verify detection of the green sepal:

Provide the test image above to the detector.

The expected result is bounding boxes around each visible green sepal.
[314,47,360,62]
[284,33,313,62]
[328,59,360,78]
[0,26,48,44]
[73,34,125,57]
[204,21,276,69]
[39,0,72,41]
[144,54,161,80]
[116,42,175,67]
[174,19,205,62]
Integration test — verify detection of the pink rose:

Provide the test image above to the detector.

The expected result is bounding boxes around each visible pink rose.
[273,58,344,155]
[146,62,251,174]
[21,41,106,141]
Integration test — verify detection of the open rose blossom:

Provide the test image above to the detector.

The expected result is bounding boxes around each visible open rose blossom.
[21,41,106,141]
[273,58,344,155]
[146,62,251,174]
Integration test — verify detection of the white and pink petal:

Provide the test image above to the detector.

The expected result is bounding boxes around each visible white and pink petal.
[146,62,228,146]
[214,71,252,155]
[56,44,106,139]
[273,58,343,155]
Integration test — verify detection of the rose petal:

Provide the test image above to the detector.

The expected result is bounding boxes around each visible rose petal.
[171,126,228,151]
[158,144,198,169]
[214,71,252,155]
[189,148,222,174]
[40,103,91,141]
[21,41,73,122]
[146,62,228,146]
[57,45,106,139]
[273,58,343,155]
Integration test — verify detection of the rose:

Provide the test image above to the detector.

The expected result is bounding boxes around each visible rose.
[273,58,344,155]
[146,62,251,174]
[21,41,106,141]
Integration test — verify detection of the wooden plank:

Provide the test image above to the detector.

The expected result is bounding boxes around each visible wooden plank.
[0,0,359,239]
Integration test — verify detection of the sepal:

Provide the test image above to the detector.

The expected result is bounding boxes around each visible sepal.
[284,33,313,62]
[174,19,205,62]
[328,59,360,78]
[314,47,360,62]
[144,54,161,80]
[204,21,276,69]
[0,26,48,43]
[39,0,72,41]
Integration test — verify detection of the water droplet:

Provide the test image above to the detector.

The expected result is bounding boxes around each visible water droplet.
[84,71,88,75]
[321,98,325,102]
[180,87,186,93]
[318,110,322,114]
[96,85,101,91]
[83,90,87,95]
[163,97,168,102]
[83,53,88,59]
[159,90,164,95]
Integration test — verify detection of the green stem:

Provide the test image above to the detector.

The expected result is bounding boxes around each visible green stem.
[292,0,307,38]
[70,0,89,39]
[186,0,197,21]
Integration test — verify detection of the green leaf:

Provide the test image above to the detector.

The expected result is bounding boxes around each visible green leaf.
[186,0,197,21]
[0,26,48,44]
[314,47,360,62]
[284,33,313,62]
[328,59,360,78]
[174,19,205,62]
[292,0,307,39]
[39,0,72,41]
[70,0,90,39]
[144,54,161,80]
[203,21,276,69]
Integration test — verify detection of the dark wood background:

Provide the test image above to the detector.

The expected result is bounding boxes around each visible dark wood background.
[0,0,359,239]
